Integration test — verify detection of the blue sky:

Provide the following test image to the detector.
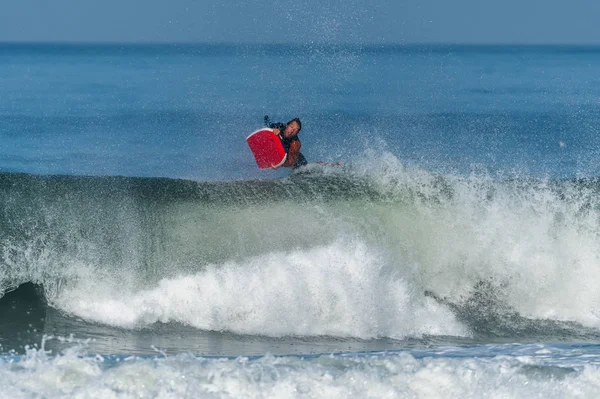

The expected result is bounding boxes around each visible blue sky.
[1,0,599,44]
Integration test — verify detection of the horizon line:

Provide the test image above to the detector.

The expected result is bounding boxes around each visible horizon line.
[1,41,600,47]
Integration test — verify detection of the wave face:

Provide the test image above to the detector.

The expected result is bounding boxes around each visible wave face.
[3,154,600,340]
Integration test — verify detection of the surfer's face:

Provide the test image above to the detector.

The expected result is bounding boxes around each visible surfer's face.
[284,121,300,138]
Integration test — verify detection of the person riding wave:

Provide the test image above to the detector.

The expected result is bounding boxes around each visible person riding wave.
[265,116,308,169]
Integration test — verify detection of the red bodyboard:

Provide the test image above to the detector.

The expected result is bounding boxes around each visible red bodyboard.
[246,128,287,169]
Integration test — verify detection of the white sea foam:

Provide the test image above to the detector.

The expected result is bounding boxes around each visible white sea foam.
[3,342,600,399]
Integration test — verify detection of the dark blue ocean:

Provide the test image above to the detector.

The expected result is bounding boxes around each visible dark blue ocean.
[2,43,600,397]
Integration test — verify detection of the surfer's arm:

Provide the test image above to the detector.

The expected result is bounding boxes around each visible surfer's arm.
[282,141,301,167]
[269,122,285,136]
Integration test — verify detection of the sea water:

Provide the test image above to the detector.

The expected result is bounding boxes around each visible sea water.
[1,43,600,397]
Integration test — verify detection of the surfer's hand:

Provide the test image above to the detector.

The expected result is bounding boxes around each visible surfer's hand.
[272,128,280,136]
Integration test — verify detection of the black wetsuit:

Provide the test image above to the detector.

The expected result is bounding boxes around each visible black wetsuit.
[269,122,308,169]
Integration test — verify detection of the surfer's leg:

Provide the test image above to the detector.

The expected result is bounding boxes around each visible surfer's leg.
[293,152,308,169]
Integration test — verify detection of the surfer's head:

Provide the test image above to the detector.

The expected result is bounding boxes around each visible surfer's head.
[284,118,302,138]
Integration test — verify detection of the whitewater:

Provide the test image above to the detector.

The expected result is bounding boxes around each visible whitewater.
[4,154,600,337]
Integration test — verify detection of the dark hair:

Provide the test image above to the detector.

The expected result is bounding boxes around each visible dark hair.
[287,117,302,132]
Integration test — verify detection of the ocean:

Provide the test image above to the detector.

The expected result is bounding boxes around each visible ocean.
[2,43,600,397]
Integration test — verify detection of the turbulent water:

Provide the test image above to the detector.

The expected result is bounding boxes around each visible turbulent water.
[2,43,600,397]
